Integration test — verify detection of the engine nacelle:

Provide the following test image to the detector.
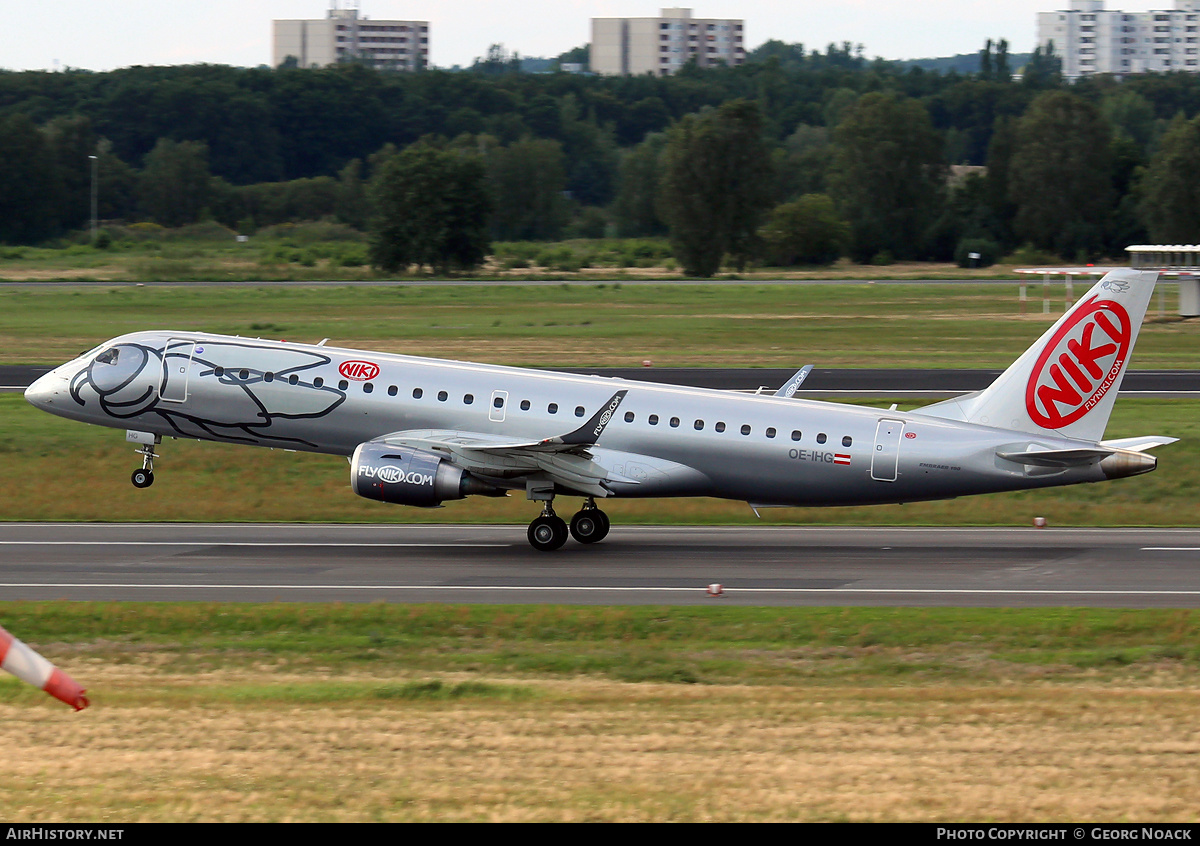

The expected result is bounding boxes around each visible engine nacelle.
[351,443,503,507]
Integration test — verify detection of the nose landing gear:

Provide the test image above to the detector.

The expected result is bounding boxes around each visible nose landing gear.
[127,432,160,489]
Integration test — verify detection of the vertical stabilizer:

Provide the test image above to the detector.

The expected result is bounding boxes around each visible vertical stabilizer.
[917,269,1158,442]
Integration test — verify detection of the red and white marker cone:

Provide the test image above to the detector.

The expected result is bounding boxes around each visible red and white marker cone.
[0,625,88,711]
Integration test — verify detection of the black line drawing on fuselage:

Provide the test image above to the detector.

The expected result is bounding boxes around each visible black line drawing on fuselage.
[69,340,346,447]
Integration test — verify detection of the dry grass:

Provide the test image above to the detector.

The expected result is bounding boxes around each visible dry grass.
[3,661,1199,822]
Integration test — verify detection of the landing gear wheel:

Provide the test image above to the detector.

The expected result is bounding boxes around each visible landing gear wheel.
[131,468,154,489]
[528,515,569,552]
[570,509,610,544]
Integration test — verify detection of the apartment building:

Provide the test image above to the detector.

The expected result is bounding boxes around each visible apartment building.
[591,7,744,76]
[1038,1,1200,78]
[273,5,429,70]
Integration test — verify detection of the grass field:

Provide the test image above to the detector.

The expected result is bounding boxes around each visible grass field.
[1,280,1196,369]
[2,603,1199,822]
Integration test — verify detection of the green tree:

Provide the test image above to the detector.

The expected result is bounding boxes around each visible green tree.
[758,194,849,266]
[612,132,668,237]
[829,93,946,262]
[43,115,97,232]
[486,137,570,241]
[658,100,775,277]
[1139,112,1200,243]
[138,138,212,227]
[368,143,491,274]
[1008,91,1113,259]
[0,114,61,243]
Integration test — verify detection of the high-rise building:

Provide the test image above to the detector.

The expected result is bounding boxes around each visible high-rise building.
[1038,1,1200,79]
[591,7,744,76]
[273,3,428,70]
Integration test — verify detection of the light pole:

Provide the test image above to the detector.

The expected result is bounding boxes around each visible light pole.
[88,154,98,243]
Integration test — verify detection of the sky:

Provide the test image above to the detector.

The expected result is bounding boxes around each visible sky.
[0,0,1086,72]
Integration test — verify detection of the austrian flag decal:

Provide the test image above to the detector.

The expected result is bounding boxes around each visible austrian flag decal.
[834,453,852,466]
[1025,296,1132,430]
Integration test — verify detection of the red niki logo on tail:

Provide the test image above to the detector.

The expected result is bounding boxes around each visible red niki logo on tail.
[1025,296,1132,429]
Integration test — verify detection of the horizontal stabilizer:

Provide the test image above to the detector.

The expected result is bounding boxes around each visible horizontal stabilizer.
[1099,436,1179,452]
[997,447,1113,467]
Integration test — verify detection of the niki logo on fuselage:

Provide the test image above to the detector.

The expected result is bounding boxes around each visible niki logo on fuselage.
[1025,297,1132,430]
[70,340,347,446]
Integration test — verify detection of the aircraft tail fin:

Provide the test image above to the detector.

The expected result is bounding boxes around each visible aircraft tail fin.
[917,269,1159,442]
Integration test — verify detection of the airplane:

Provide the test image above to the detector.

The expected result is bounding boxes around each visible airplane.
[24,268,1176,552]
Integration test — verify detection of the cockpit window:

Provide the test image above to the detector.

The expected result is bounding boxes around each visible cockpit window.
[95,349,119,365]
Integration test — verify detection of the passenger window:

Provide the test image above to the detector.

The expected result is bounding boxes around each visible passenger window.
[575,406,585,417]
[264,372,274,383]
[670,417,680,428]
[338,379,349,391]
[240,369,250,380]
[214,366,224,377]
[624,412,634,423]
[694,420,704,430]
[464,394,474,405]
[766,427,777,439]
[741,425,751,436]
[548,403,558,414]
[520,400,530,411]
[314,377,324,388]
[438,391,448,402]
[288,374,298,386]
[715,422,726,433]
[649,414,659,426]
[387,385,398,397]
[817,433,827,444]
[363,382,373,394]
[791,430,801,441]
[413,388,423,399]
[494,396,504,408]
[842,436,853,447]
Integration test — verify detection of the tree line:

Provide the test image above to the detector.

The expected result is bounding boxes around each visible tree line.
[3,41,1200,273]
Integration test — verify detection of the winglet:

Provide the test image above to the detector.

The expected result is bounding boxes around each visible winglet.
[774,365,813,398]
[542,391,628,447]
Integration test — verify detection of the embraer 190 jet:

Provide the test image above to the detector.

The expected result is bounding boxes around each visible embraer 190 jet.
[24,269,1175,551]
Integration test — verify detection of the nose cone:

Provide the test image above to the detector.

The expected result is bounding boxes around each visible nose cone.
[24,370,65,410]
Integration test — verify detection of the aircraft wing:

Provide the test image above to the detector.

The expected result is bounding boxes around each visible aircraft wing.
[367,390,637,497]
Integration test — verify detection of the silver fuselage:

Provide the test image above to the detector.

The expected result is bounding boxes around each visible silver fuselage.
[25,330,1125,507]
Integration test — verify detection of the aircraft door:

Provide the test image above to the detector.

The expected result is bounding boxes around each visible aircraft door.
[871,418,905,482]
[159,340,196,403]
[489,390,508,423]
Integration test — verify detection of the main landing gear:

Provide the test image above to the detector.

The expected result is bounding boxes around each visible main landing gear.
[527,497,611,552]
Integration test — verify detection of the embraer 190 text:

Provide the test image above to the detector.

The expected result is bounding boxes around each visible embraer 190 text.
[24,270,1176,550]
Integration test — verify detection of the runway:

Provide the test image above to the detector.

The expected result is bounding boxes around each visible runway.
[3,523,1200,608]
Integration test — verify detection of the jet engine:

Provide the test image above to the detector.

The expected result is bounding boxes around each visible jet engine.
[351,443,505,507]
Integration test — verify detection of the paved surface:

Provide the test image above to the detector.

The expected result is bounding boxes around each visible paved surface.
[2,523,1199,607]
